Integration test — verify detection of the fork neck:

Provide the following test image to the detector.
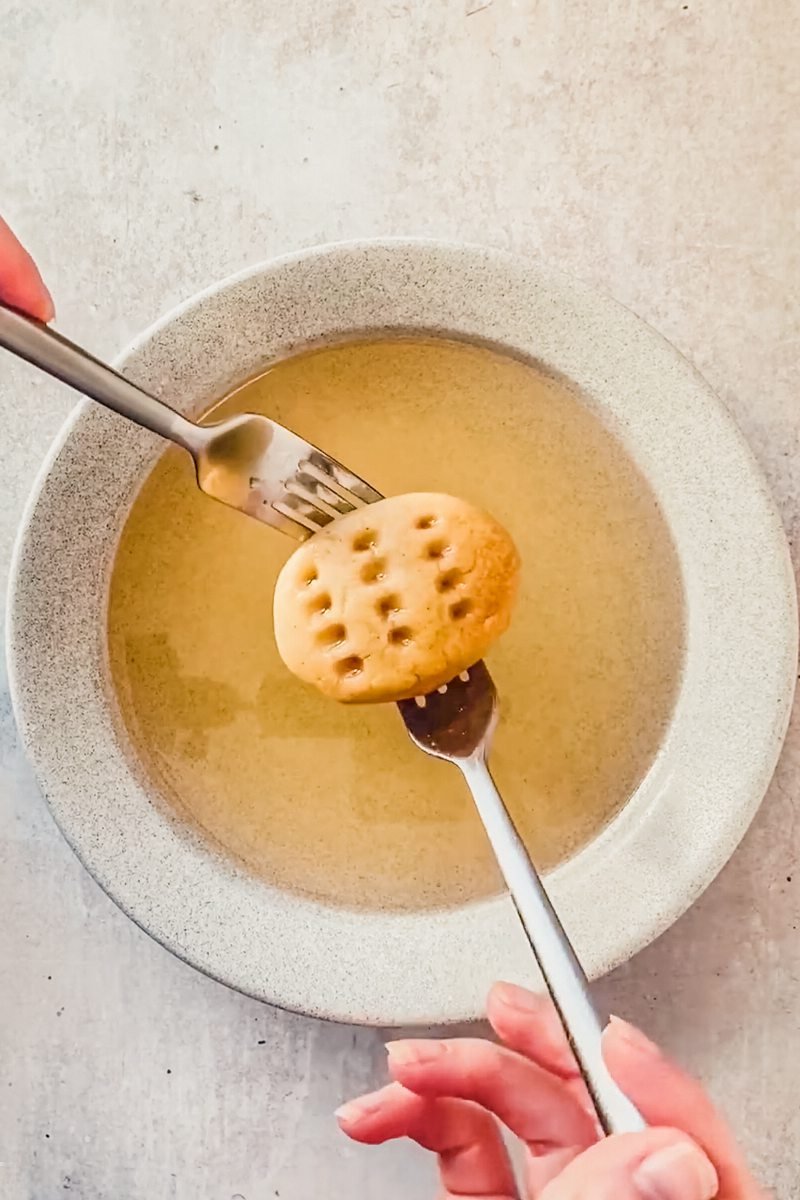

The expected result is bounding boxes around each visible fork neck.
[0,303,203,455]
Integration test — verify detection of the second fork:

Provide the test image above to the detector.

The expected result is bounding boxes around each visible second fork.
[0,302,382,539]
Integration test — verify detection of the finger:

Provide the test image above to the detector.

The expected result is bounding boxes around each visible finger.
[538,1128,717,1200]
[524,1148,581,1199]
[485,988,591,1197]
[487,983,596,1121]
[487,983,580,1080]
[387,1039,596,1154]
[0,217,54,321]
[337,1082,518,1199]
[603,1019,764,1198]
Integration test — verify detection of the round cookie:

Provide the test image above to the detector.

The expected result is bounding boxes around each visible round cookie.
[273,492,520,703]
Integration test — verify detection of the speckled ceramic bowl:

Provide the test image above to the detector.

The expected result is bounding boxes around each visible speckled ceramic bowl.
[7,240,797,1025]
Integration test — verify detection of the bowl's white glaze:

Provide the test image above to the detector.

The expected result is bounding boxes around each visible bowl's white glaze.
[7,240,797,1025]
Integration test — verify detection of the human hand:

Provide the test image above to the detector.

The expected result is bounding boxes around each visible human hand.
[337,982,765,1199]
[0,216,53,321]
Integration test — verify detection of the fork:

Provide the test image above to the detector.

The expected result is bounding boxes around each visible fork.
[399,663,646,1136]
[0,303,382,539]
[2,302,643,1135]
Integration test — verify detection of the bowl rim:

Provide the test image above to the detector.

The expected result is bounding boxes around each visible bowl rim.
[7,236,798,1025]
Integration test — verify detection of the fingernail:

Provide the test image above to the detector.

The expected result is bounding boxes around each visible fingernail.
[633,1141,718,1200]
[492,981,540,1013]
[608,1015,662,1057]
[41,289,56,324]
[386,1039,445,1067]
[335,1096,383,1124]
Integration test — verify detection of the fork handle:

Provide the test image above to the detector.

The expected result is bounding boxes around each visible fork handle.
[0,302,201,453]
[459,755,646,1137]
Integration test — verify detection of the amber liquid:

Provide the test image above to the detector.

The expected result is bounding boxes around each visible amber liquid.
[107,337,684,911]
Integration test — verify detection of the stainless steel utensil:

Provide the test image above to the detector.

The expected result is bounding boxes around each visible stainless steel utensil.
[0,303,382,539]
[398,662,646,1137]
[1,301,643,1135]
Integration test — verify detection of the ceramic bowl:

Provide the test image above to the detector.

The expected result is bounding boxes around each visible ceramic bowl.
[7,240,797,1025]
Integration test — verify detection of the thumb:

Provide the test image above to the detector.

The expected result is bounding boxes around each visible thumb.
[602,1018,763,1198]
[539,1128,718,1200]
[0,216,54,322]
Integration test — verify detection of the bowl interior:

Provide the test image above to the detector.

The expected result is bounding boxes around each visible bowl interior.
[8,240,797,1024]
[104,332,687,914]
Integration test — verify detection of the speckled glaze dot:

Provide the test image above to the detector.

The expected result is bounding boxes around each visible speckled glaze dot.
[6,239,797,1026]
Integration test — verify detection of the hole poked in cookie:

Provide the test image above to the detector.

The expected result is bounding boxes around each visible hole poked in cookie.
[377,593,402,618]
[415,515,437,530]
[449,599,473,620]
[361,558,388,584]
[318,623,347,648]
[436,568,464,593]
[425,540,449,560]
[337,655,364,677]
[300,565,318,587]
[388,626,414,646]
[353,529,378,552]
[309,592,332,616]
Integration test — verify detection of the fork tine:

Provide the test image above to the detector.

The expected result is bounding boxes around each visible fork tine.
[284,479,347,521]
[302,452,382,506]
[274,448,380,535]
[294,471,357,516]
[397,662,497,759]
[271,498,329,538]
[195,411,384,538]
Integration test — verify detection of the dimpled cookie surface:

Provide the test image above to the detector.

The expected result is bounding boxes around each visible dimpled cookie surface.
[273,492,520,702]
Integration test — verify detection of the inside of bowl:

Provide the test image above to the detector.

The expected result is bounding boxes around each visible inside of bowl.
[103,331,686,914]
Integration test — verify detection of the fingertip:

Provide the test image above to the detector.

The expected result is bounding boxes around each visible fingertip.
[334,1081,419,1142]
[0,217,55,321]
[634,1137,719,1200]
[487,984,579,1081]
[488,980,545,1015]
[37,287,55,323]
[335,1099,369,1129]
[23,292,55,324]
[23,265,55,322]
[0,276,55,323]
[336,1120,384,1145]
[386,1039,445,1077]
[603,1017,663,1064]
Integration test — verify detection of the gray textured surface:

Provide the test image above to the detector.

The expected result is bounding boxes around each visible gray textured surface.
[1,2,799,1197]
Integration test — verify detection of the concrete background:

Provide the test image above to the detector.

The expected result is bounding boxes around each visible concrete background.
[1,1,799,1196]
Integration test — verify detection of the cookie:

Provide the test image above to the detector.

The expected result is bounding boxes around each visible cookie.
[273,492,520,703]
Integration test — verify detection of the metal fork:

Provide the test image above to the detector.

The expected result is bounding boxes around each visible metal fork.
[2,303,643,1135]
[399,663,646,1137]
[0,303,382,539]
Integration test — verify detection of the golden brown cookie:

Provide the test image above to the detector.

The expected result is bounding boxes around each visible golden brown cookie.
[273,492,519,703]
